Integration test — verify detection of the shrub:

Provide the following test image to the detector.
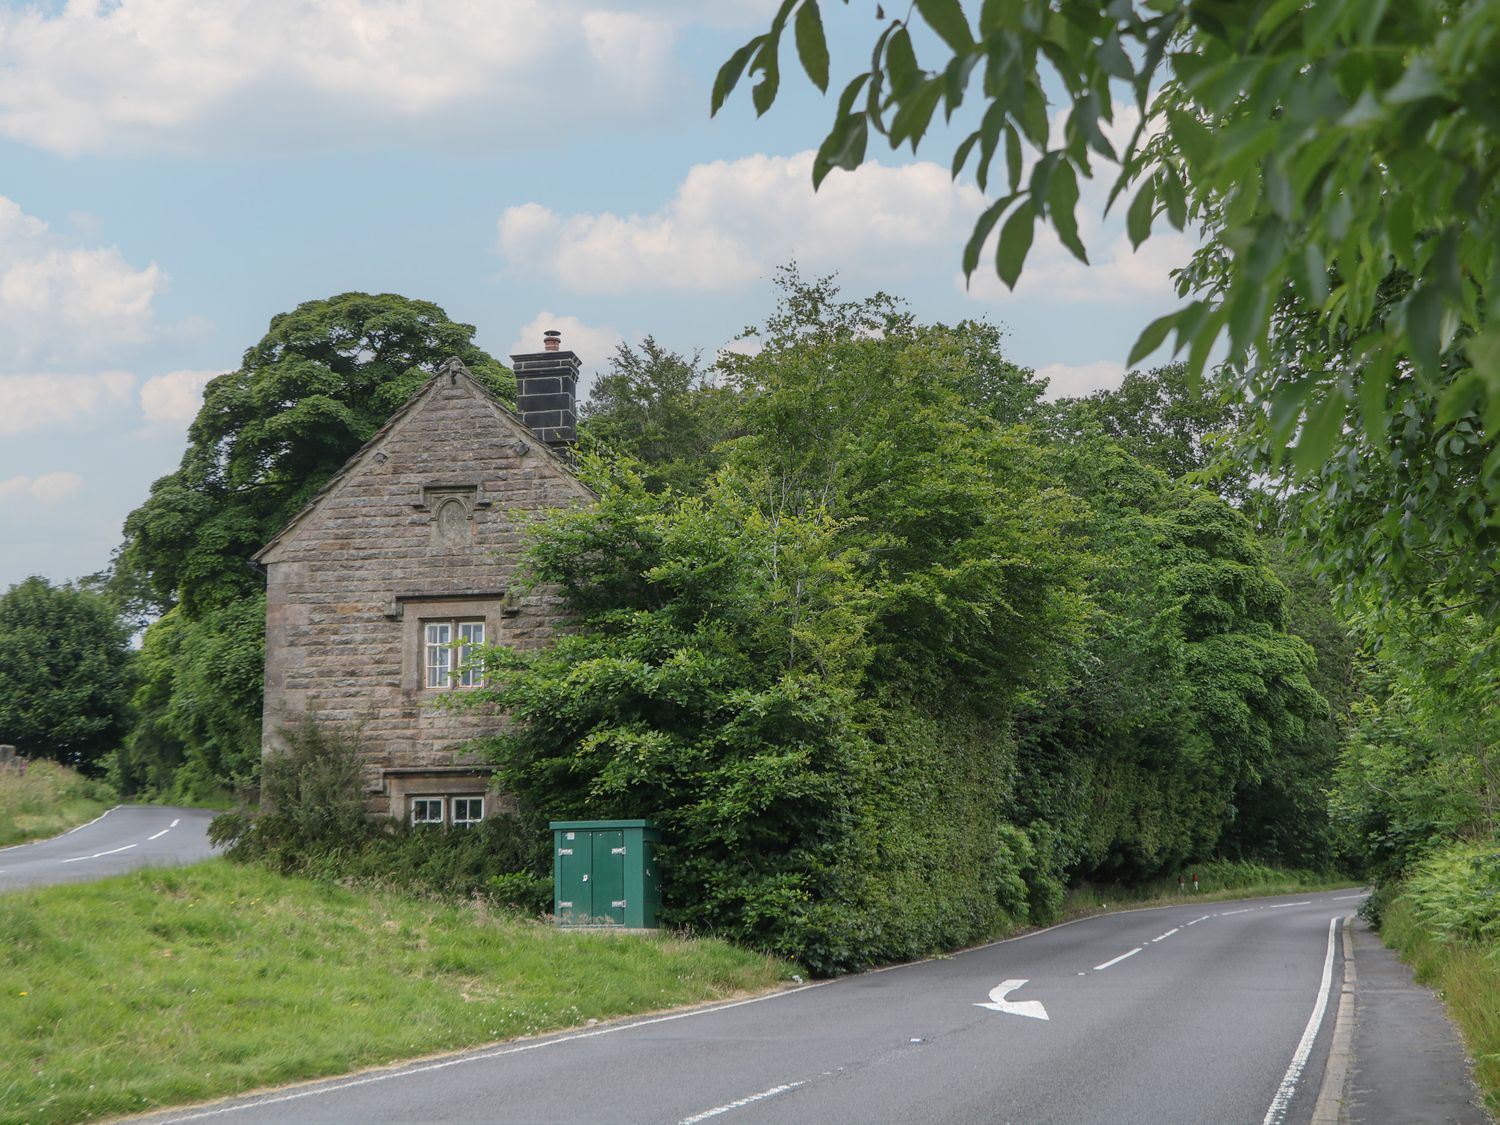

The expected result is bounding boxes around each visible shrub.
[213,717,550,910]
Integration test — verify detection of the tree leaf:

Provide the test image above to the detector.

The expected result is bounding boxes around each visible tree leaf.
[1292,389,1346,476]
[1126,178,1155,249]
[962,195,1014,277]
[1403,286,1444,378]
[813,115,868,187]
[794,2,830,93]
[751,41,781,117]
[712,41,760,116]
[1048,161,1088,264]
[996,199,1035,290]
[915,0,974,52]
[1128,311,1178,367]
[887,27,919,92]
[1358,348,1392,441]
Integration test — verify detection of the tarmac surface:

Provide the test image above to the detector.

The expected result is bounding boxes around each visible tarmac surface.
[129,889,1381,1125]
[0,803,218,891]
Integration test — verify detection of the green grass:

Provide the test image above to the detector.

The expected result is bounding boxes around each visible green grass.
[0,861,795,1125]
[1057,859,1361,921]
[0,760,115,847]
[1377,841,1500,1113]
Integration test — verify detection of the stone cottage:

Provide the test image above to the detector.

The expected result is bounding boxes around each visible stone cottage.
[253,336,591,826]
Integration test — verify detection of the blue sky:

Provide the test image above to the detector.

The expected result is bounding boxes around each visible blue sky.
[0,1,1190,591]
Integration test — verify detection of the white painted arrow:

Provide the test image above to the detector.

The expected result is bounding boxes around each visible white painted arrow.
[975,978,1049,1021]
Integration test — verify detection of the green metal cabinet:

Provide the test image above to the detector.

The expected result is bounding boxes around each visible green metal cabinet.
[550,820,661,929]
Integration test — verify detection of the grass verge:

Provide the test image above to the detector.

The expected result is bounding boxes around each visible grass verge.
[0,761,115,847]
[0,861,794,1125]
[1058,859,1361,921]
[1376,841,1500,1113]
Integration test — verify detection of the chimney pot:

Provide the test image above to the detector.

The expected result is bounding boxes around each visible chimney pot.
[543,330,561,352]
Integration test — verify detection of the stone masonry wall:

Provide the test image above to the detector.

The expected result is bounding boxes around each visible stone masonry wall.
[259,371,592,816]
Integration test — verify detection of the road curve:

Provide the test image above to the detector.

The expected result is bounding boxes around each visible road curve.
[0,804,218,892]
[127,888,1367,1125]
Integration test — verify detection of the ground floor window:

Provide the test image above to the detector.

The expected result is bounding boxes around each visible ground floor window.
[451,797,484,828]
[408,795,485,828]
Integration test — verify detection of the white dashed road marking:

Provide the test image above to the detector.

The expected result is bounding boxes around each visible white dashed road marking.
[1093,948,1142,972]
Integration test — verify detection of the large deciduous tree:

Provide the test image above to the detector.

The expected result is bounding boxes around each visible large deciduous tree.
[115,292,510,797]
[0,577,134,772]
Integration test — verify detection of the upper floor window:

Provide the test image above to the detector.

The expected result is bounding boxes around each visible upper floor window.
[424,619,484,688]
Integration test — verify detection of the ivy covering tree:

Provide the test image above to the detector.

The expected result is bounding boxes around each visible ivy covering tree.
[0,577,134,772]
[113,292,511,798]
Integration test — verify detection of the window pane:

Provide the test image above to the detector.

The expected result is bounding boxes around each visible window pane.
[452,798,483,827]
[425,622,452,688]
[457,622,484,687]
[411,798,444,825]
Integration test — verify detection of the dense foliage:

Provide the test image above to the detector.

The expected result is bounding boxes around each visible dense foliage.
[719,0,1500,624]
[462,276,1335,973]
[112,293,510,798]
[0,577,134,772]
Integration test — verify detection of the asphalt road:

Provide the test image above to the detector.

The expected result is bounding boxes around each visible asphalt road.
[131,888,1368,1125]
[0,804,218,891]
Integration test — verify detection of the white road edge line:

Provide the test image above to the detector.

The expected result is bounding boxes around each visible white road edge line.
[1269,901,1312,909]
[1261,915,1339,1125]
[0,805,120,853]
[148,829,170,841]
[1093,947,1142,971]
[59,843,138,865]
[1331,894,1366,901]
[676,1081,806,1124]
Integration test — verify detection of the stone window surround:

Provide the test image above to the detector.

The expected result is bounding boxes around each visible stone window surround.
[395,593,506,693]
[383,767,497,826]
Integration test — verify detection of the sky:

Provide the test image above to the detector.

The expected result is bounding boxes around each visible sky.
[0,0,1192,592]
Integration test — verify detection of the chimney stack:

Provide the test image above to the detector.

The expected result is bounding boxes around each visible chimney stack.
[510,329,578,452]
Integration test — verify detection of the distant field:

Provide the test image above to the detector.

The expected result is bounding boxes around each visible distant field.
[0,760,115,847]
[0,861,794,1125]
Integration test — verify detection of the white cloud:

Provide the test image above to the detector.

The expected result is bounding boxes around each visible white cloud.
[0,471,85,504]
[0,197,165,368]
[0,1,681,156]
[139,369,217,426]
[0,373,138,437]
[498,151,987,293]
[962,224,1196,306]
[1036,361,1126,400]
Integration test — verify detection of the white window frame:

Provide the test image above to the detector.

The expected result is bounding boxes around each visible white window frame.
[410,797,445,826]
[423,619,485,689]
[451,797,484,828]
